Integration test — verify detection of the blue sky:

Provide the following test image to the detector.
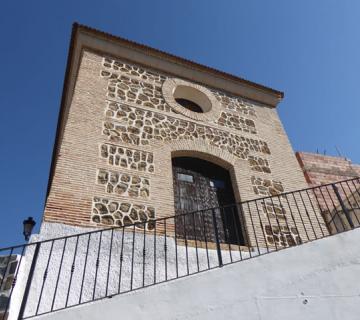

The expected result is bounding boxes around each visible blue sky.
[0,0,359,246]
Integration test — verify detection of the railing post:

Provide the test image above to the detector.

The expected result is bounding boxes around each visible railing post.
[18,242,41,320]
[211,209,223,267]
[332,184,355,229]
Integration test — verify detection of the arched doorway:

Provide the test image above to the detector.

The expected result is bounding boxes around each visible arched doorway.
[172,156,244,245]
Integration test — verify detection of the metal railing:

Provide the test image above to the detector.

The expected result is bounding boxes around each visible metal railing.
[0,177,360,319]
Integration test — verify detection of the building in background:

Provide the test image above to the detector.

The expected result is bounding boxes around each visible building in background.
[296,152,360,233]
[296,152,360,186]
[0,256,19,320]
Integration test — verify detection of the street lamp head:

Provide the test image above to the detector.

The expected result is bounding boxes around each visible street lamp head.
[23,217,36,241]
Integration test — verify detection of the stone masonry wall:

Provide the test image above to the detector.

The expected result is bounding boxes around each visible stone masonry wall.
[43,50,314,248]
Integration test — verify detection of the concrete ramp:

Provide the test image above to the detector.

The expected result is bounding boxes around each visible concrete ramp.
[38,229,360,320]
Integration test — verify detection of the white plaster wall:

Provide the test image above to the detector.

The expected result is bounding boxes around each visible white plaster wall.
[36,228,360,320]
[8,222,258,319]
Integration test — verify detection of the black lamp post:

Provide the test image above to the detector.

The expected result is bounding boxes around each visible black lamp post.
[23,217,36,241]
[18,217,38,319]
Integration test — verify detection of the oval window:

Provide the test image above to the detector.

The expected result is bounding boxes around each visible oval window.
[162,78,222,121]
[175,98,203,113]
[173,85,212,113]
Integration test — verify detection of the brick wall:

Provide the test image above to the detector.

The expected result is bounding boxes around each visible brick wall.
[43,48,316,248]
[296,152,360,233]
[296,152,360,186]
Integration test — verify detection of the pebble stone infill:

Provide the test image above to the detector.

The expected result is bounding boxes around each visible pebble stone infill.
[100,143,154,173]
[250,175,300,247]
[101,56,262,133]
[260,200,287,221]
[251,176,285,197]
[94,59,167,229]
[248,156,271,174]
[97,169,150,199]
[92,196,155,229]
[216,111,257,134]
[212,90,257,117]
[101,70,261,131]
[264,225,301,247]
[101,56,258,119]
[102,57,167,85]
[103,102,271,160]
[101,70,173,113]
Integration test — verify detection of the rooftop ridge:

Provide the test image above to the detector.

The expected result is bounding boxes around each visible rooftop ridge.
[75,22,284,99]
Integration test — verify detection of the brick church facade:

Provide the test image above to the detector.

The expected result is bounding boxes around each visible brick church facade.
[42,24,322,247]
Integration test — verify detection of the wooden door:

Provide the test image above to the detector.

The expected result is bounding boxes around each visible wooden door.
[172,157,243,245]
